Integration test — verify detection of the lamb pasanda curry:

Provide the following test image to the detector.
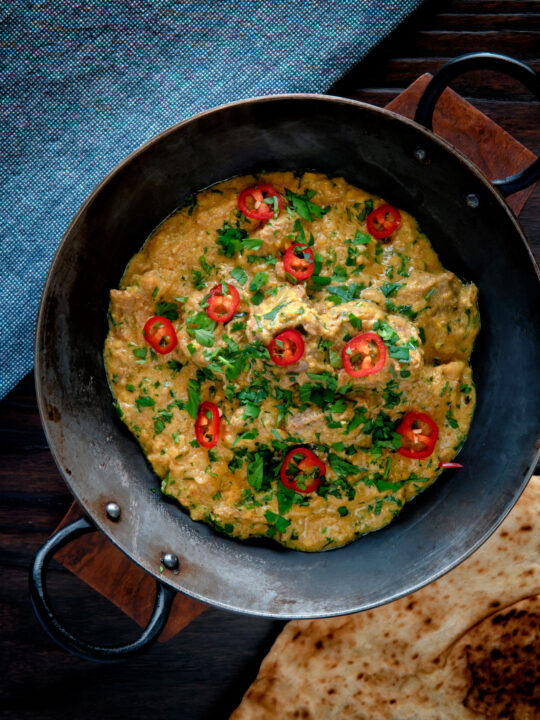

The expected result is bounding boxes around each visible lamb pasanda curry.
[105,172,479,552]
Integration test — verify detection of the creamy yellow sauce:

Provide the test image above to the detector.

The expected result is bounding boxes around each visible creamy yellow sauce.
[105,172,479,551]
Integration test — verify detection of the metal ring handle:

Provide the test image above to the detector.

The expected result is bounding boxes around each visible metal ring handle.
[29,516,175,662]
[414,52,540,197]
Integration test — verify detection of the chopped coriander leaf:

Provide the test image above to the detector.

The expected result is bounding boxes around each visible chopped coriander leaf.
[397,254,410,277]
[186,380,201,419]
[264,509,291,535]
[346,406,368,434]
[358,198,373,221]
[382,379,402,408]
[372,320,410,363]
[167,359,184,375]
[328,399,348,414]
[445,409,459,429]
[380,282,404,298]
[132,347,147,361]
[263,301,288,322]
[328,453,362,477]
[135,395,155,411]
[155,300,179,321]
[153,408,173,435]
[230,267,248,286]
[194,328,215,347]
[191,268,205,289]
[199,253,214,276]
[126,384,135,392]
[337,506,349,517]
[247,454,264,490]
[284,188,330,222]
[238,429,258,440]
[353,230,371,244]
[242,402,261,420]
[249,271,269,292]
[293,218,305,243]
[216,222,248,257]
[277,486,295,515]
[326,282,364,305]
[310,274,332,289]
[328,349,342,368]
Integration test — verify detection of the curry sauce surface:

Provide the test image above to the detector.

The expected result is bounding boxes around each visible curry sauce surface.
[105,172,478,551]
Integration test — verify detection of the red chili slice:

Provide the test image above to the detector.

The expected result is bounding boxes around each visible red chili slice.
[366,204,402,240]
[268,329,305,366]
[195,401,220,449]
[280,447,326,494]
[238,184,283,220]
[206,283,240,323]
[143,316,178,355]
[438,462,463,469]
[283,243,315,281]
[342,332,386,378]
[397,411,439,459]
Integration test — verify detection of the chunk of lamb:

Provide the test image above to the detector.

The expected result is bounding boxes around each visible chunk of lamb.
[246,285,325,372]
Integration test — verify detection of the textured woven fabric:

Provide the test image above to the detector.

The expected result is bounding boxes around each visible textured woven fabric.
[0,0,423,400]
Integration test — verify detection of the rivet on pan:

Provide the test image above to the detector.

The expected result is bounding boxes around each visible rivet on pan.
[414,147,428,163]
[466,193,480,209]
[162,553,179,570]
[105,502,121,520]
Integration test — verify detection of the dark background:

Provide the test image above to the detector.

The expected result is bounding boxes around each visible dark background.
[2,1,539,718]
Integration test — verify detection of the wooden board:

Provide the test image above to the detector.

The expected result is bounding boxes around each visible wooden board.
[50,73,537,643]
[385,73,536,216]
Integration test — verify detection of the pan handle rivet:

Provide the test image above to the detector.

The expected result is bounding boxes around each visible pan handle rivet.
[162,553,179,570]
[466,193,479,208]
[105,502,121,520]
[414,147,428,163]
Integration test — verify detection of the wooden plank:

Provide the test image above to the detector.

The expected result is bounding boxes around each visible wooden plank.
[350,58,540,100]
[434,12,540,30]
[409,30,540,58]
[448,0,540,11]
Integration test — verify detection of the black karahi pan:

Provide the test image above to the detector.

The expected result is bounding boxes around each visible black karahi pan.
[30,53,540,661]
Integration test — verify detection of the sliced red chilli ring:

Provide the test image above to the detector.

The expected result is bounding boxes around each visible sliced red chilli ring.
[143,316,178,355]
[283,243,315,281]
[195,401,220,449]
[397,411,439,459]
[366,203,402,240]
[237,184,283,220]
[342,332,386,378]
[438,462,463,469]
[206,283,240,323]
[268,329,305,366]
[280,447,326,494]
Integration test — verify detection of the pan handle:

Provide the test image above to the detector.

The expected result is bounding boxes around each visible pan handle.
[414,52,540,197]
[29,516,175,662]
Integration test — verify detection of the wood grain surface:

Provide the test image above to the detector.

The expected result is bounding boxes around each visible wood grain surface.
[1,2,539,719]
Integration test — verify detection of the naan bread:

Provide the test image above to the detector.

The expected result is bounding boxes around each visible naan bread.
[231,476,540,720]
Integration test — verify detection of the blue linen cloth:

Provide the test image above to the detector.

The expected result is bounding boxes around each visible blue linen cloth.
[1,0,423,400]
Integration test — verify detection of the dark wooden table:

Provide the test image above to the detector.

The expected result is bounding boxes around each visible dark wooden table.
[1,2,539,718]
